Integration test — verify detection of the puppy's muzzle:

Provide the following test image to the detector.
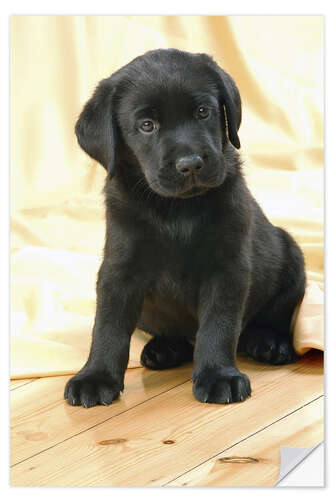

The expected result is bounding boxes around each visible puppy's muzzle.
[175,155,204,177]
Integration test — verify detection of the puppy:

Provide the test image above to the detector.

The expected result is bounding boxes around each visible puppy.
[64,49,305,407]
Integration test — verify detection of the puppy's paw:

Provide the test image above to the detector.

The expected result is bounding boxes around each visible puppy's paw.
[64,370,123,408]
[193,367,251,404]
[140,336,193,370]
[245,331,297,365]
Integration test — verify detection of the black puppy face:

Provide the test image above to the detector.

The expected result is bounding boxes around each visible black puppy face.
[116,76,226,198]
[76,49,242,199]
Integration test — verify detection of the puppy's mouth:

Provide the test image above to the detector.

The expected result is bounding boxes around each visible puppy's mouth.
[176,185,209,198]
[148,174,225,199]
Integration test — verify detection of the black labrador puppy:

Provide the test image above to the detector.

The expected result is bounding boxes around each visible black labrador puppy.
[64,49,305,407]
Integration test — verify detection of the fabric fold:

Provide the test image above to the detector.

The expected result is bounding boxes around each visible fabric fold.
[11,16,323,379]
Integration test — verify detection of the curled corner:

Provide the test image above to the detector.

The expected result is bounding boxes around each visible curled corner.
[275,442,323,486]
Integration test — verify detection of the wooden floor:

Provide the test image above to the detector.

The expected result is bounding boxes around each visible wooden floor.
[10,350,324,487]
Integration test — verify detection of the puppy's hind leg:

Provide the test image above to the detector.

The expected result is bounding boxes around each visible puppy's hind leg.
[239,228,305,366]
[238,325,297,365]
[238,289,301,365]
[138,301,196,370]
[140,335,194,370]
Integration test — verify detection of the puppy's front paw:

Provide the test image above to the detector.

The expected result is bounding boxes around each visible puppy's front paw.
[193,367,251,404]
[64,370,123,408]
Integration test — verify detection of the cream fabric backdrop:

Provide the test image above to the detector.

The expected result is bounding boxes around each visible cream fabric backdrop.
[11,16,324,379]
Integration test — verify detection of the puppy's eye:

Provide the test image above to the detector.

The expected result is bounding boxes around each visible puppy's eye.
[197,106,210,120]
[140,120,155,133]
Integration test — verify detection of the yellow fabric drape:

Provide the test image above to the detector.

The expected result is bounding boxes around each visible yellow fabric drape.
[11,16,323,379]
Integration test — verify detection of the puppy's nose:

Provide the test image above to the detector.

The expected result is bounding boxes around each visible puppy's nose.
[175,155,204,176]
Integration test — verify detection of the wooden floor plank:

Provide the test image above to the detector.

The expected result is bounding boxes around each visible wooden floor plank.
[10,379,36,390]
[10,351,323,486]
[168,396,324,486]
[10,364,192,465]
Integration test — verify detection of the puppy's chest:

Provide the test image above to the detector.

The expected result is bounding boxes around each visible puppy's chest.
[148,247,202,310]
[142,212,217,306]
[146,268,198,319]
[157,216,198,244]
[155,268,192,296]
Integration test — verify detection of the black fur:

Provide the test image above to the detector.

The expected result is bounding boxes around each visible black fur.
[64,49,305,407]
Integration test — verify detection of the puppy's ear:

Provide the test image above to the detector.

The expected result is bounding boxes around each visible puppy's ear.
[203,57,242,149]
[75,78,117,175]
[216,67,242,150]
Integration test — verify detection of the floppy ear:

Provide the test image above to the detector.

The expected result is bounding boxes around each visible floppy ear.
[75,78,117,175]
[203,57,242,149]
[216,67,242,150]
